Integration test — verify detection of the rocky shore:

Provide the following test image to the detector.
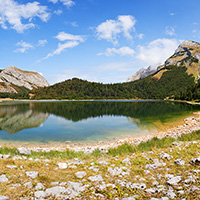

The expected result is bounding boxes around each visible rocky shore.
[0,138,200,199]
[22,111,200,154]
[0,111,200,199]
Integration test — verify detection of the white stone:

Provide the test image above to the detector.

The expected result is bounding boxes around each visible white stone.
[75,171,86,179]
[45,186,66,196]
[88,175,103,182]
[35,183,45,190]
[58,163,67,169]
[0,175,8,183]
[17,147,31,155]
[174,159,185,165]
[166,176,182,185]
[24,182,33,188]
[0,195,9,200]
[6,165,17,169]
[34,191,47,198]
[26,171,38,179]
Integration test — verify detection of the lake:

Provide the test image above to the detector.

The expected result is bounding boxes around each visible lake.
[0,100,200,145]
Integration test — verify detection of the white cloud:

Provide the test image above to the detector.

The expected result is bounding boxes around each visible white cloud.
[49,0,75,8]
[15,40,34,53]
[71,21,78,27]
[0,0,50,33]
[40,32,85,61]
[96,15,136,45]
[98,46,135,57]
[54,9,63,15]
[55,32,85,42]
[37,39,48,47]
[165,26,176,36]
[137,38,179,67]
[137,33,144,39]
[170,13,175,16]
[44,41,79,59]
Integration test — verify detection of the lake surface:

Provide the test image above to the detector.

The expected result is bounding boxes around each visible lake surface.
[0,100,200,145]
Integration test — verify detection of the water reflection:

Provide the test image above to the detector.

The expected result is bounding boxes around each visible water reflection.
[0,103,49,134]
[0,101,199,143]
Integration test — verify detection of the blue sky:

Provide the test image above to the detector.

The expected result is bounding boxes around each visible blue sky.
[0,0,200,85]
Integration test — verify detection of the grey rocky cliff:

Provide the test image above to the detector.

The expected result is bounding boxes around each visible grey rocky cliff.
[127,66,157,82]
[0,66,49,93]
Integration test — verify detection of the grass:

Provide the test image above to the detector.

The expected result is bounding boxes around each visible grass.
[0,130,200,199]
[0,130,200,159]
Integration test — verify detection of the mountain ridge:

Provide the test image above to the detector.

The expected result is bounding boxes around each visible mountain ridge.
[127,40,200,82]
[0,66,49,93]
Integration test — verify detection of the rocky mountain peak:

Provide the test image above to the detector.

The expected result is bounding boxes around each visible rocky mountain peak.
[127,40,200,83]
[0,66,49,93]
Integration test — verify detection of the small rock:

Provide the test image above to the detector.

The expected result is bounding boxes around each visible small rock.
[17,147,31,155]
[6,165,17,169]
[0,175,8,183]
[160,153,173,160]
[12,155,23,160]
[35,183,45,190]
[166,176,182,186]
[34,191,47,198]
[0,195,9,200]
[174,159,185,165]
[75,171,86,179]
[122,158,131,165]
[88,175,103,182]
[58,163,67,169]
[165,190,176,199]
[24,181,33,188]
[26,171,38,179]
[189,156,200,165]
[45,186,66,196]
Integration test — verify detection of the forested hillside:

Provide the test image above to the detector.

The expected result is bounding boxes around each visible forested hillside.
[27,65,194,100]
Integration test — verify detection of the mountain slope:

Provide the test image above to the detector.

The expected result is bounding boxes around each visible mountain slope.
[128,40,200,83]
[0,66,49,93]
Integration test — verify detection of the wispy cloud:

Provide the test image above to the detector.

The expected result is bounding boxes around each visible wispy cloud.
[96,15,136,45]
[37,40,48,47]
[49,0,75,9]
[40,32,85,61]
[98,46,135,57]
[0,0,50,33]
[165,26,176,36]
[54,9,63,15]
[14,40,34,53]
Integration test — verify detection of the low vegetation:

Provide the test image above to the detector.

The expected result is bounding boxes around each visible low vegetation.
[0,130,200,199]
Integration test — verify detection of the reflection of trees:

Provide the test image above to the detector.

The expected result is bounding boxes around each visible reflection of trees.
[0,101,200,135]
[0,104,49,134]
[32,101,200,122]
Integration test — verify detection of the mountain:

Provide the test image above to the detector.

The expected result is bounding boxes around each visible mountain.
[0,104,49,134]
[0,66,49,93]
[2,40,199,100]
[127,40,200,82]
[127,66,157,82]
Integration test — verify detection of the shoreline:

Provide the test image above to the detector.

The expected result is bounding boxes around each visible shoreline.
[0,111,200,153]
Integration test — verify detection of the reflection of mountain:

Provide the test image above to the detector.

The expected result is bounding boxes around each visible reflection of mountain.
[0,104,49,134]
[0,101,200,135]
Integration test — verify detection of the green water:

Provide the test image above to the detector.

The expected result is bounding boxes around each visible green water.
[0,100,200,144]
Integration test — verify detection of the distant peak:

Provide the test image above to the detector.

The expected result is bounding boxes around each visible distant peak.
[179,40,200,47]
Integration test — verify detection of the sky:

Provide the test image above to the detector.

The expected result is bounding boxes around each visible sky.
[0,0,200,85]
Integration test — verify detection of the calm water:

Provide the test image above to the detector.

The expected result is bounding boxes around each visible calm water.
[0,100,200,144]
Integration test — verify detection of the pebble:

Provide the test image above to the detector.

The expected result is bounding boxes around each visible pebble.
[75,171,86,179]
[0,175,8,183]
[17,147,31,155]
[25,171,38,179]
